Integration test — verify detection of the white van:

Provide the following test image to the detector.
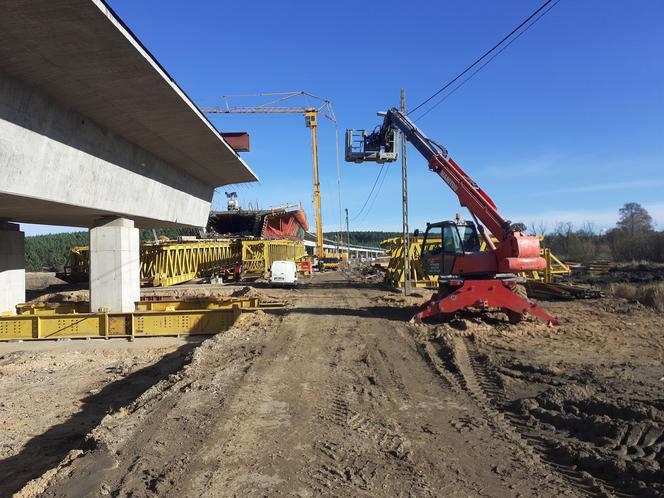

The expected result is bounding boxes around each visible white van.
[269,260,297,287]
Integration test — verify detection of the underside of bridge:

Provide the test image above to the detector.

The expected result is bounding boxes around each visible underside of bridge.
[0,0,257,312]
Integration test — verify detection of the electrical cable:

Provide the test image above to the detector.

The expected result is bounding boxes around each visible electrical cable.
[361,162,390,221]
[414,0,560,121]
[351,164,385,221]
[408,0,558,117]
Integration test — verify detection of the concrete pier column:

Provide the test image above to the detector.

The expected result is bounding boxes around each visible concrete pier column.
[90,217,140,313]
[0,222,25,314]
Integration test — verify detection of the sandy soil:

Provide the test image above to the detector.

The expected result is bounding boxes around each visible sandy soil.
[409,296,664,497]
[4,271,663,496]
[0,337,201,497]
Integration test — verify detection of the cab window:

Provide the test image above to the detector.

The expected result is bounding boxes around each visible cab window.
[442,225,463,253]
[459,225,480,252]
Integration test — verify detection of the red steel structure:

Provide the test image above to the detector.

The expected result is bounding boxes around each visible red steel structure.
[263,209,309,240]
[207,204,309,241]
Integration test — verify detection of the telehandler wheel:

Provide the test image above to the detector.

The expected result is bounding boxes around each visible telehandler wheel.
[505,284,528,324]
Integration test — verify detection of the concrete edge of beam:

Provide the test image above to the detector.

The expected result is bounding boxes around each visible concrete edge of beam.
[91,0,259,184]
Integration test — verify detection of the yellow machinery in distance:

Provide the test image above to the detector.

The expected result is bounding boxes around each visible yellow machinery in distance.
[202,92,338,265]
[59,239,243,287]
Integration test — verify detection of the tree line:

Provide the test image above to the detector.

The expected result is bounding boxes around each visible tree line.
[539,203,663,262]
[25,203,660,271]
[25,228,195,271]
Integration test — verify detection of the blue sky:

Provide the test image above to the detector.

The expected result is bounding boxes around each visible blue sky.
[24,0,663,236]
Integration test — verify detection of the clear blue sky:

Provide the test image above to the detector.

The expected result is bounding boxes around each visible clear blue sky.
[24,0,664,236]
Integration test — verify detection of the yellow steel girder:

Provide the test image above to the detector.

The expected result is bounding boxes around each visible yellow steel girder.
[61,239,242,287]
[143,240,241,287]
[380,236,439,289]
[61,238,307,286]
[16,297,261,316]
[0,307,241,341]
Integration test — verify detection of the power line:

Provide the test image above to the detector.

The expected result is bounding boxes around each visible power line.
[408,0,558,116]
[414,0,560,121]
[361,163,391,221]
[352,164,385,221]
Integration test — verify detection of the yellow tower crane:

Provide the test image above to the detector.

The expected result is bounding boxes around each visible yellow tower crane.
[202,92,339,265]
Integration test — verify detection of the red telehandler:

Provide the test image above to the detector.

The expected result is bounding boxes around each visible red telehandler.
[346,108,557,325]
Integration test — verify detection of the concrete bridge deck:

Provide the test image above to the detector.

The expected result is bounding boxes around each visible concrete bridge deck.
[0,0,257,312]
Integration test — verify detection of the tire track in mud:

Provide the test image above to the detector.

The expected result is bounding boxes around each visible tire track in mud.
[34,313,280,498]
[301,285,433,497]
[414,329,591,497]
[460,337,615,497]
[448,333,648,498]
[29,273,607,497]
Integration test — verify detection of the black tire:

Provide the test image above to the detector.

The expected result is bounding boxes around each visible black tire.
[505,284,527,324]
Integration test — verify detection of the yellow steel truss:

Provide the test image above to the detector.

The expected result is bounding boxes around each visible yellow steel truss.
[61,239,242,287]
[141,240,241,286]
[241,239,307,276]
[524,248,572,283]
[380,237,439,289]
[61,245,89,283]
[61,238,308,286]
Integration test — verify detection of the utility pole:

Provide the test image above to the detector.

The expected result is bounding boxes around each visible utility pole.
[400,89,411,295]
[345,208,350,254]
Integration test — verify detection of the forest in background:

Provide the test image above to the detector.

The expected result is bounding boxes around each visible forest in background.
[24,203,661,271]
[25,228,194,271]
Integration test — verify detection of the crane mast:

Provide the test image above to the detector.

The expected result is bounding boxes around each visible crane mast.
[203,92,337,264]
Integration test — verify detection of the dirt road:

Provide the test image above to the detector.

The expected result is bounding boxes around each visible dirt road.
[19,272,584,497]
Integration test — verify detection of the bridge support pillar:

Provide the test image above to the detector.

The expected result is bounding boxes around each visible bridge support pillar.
[90,217,140,313]
[0,222,25,314]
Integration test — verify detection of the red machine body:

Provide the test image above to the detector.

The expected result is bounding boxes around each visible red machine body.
[426,153,547,275]
[346,109,556,325]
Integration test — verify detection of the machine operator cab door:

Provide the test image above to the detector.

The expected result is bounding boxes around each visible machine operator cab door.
[419,220,481,278]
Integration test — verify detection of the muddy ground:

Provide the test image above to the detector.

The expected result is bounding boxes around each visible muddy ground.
[3,271,663,497]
